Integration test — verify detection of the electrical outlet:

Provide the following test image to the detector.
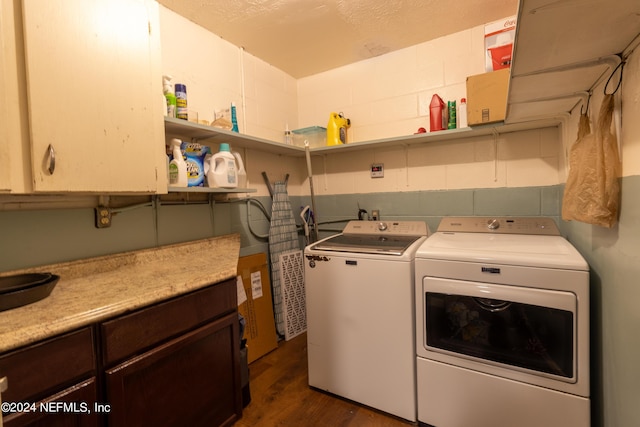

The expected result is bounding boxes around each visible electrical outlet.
[95,206,112,228]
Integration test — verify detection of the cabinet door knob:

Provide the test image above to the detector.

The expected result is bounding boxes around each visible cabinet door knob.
[47,144,56,175]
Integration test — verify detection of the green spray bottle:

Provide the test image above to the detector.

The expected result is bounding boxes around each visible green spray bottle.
[163,75,176,118]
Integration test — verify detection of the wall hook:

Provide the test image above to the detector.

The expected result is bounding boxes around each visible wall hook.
[604,59,625,95]
[580,91,592,115]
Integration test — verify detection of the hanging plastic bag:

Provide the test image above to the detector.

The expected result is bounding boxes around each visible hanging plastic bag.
[562,94,621,228]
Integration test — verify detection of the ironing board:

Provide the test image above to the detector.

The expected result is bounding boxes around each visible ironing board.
[268,180,300,337]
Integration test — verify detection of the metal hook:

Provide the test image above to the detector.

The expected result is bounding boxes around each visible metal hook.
[580,91,592,115]
[261,172,274,198]
[604,59,625,95]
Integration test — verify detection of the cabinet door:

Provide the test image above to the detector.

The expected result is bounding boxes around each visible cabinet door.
[105,313,242,427]
[0,17,10,192]
[2,378,99,427]
[0,0,21,192]
[21,0,166,193]
[0,328,96,404]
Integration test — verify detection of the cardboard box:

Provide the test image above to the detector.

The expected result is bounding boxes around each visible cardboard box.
[237,253,278,364]
[466,69,510,126]
[484,16,517,72]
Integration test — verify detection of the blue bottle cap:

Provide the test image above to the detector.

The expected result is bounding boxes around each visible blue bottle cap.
[219,143,231,152]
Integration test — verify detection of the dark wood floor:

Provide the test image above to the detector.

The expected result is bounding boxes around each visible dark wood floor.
[235,332,415,427]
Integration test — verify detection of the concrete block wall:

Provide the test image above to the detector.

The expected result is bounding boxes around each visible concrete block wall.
[297,26,486,142]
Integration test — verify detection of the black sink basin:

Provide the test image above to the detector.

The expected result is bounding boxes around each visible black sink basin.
[0,273,54,293]
[0,273,60,312]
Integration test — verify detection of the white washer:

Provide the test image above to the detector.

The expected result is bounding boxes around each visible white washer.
[415,217,590,427]
[304,220,429,422]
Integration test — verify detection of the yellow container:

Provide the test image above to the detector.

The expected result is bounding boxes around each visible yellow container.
[327,112,350,146]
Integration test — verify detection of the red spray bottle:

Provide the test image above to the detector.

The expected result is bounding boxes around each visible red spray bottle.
[429,94,446,132]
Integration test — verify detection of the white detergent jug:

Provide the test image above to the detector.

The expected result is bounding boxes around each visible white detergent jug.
[207,143,237,188]
[232,151,247,188]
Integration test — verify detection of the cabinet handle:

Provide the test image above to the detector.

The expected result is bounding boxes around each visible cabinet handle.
[47,144,56,175]
[0,375,7,392]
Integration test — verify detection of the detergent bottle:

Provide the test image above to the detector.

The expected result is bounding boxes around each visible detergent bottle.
[168,138,187,187]
[207,143,237,188]
[232,151,247,188]
[181,142,210,187]
[429,94,446,132]
[327,112,350,145]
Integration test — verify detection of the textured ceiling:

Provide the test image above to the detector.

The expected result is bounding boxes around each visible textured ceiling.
[157,0,519,78]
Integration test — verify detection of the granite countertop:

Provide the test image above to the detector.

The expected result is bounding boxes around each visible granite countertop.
[0,234,241,354]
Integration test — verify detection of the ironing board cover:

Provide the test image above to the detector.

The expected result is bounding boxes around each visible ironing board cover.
[268,181,299,336]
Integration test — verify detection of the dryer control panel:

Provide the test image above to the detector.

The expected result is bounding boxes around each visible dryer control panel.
[436,217,560,235]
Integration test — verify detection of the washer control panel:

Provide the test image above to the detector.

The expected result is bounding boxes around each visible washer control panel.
[436,217,560,235]
[342,220,428,237]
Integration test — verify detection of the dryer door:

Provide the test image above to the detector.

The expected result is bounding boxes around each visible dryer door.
[421,277,577,382]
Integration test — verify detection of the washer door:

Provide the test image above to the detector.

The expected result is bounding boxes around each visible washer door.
[311,234,420,255]
[422,277,577,382]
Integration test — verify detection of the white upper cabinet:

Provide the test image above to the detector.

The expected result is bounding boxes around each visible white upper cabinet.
[0,35,11,192]
[0,0,19,192]
[20,0,166,193]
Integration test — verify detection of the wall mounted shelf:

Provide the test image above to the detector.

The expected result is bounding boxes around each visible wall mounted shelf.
[506,0,639,124]
[164,117,305,156]
[167,186,256,194]
[165,116,562,159]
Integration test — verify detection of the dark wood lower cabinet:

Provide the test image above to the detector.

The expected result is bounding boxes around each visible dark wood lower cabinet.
[0,279,242,427]
[105,312,241,427]
[2,378,98,427]
[0,328,98,427]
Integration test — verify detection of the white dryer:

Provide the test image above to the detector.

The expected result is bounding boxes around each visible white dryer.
[414,217,590,427]
[305,220,429,422]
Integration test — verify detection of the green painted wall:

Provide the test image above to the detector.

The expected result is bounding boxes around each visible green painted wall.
[1,179,638,427]
[560,176,640,427]
[0,185,561,271]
